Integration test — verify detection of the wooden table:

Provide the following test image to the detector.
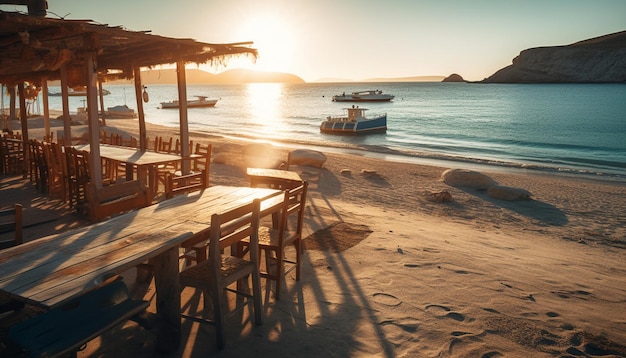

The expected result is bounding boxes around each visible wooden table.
[246,167,303,190]
[0,185,283,353]
[75,144,199,198]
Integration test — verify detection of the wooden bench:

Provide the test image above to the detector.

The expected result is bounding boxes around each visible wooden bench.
[85,179,151,222]
[8,280,149,358]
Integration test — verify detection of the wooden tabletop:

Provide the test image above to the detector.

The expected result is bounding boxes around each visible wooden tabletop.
[246,168,303,190]
[74,143,194,166]
[0,185,282,309]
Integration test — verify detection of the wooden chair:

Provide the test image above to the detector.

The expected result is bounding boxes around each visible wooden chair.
[0,204,23,250]
[179,199,263,350]
[165,169,209,199]
[156,142,211,194]
[85,179,151,222]
[174,138,193,155]
[28,139,48,193]
[238,182,308,299]
[164,169,209,267]
[0,137,25,176]
[42,142,67,201]
[66,147,91,211]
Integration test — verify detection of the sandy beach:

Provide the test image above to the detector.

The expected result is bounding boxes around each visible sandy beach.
[2,115,626,357]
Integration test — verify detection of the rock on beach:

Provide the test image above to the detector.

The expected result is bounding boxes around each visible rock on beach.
[441,168,497,190]
[487,185,532,201]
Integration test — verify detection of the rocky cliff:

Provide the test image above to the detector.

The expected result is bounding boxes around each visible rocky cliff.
[482,31,626,83]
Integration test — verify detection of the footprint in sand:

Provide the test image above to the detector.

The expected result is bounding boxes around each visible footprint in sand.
[425,304,466,322]
[552,290,592,300]
[372,293,401,307]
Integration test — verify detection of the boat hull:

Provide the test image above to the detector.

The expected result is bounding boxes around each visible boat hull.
[332,96,393,102]
[320,115,387,135]
[331,90,394,102]
[160,99,218,109]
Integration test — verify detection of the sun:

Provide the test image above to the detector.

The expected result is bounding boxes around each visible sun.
[226,14,295,73]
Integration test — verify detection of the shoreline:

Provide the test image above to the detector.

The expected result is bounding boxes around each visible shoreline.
[21,114,622,247]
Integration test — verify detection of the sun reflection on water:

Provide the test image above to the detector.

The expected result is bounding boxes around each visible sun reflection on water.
[245,83,285,134]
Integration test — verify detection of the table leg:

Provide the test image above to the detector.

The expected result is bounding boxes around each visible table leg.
[125,162,134,181]
[151,247,181,353]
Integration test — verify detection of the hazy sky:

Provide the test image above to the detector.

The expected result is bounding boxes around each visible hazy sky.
[4,0,625,82]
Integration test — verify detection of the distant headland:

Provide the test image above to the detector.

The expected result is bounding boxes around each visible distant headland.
[482,30,626,83]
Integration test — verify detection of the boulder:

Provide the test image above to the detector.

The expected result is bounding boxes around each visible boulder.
[288,149,327,168]
[487,185,532,201]
[441,169,497,190]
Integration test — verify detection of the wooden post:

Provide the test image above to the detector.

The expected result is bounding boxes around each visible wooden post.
[176,60,190,174]
[41,79,50,140]
[17,82,29,178]
[98,80,106,127]
[60,65,71,146]
[86,50,103,188]
[8,85,16,131]
[134,66,147,150]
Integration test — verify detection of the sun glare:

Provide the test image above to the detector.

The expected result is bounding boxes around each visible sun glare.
[245,83,284,132]
[230,14,295,73]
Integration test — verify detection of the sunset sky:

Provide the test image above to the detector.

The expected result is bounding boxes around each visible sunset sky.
[4,0,625,82]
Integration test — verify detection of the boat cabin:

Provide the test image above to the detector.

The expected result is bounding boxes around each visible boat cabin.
[347,106,368,122]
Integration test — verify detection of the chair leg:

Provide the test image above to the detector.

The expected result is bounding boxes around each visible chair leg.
[251,269,263,326]
[275,249,284,300]
[210,284,226,350]
[295,239,302,281]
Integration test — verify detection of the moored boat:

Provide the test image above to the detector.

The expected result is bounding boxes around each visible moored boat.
[160,95,218,109]
[332,89,394,102]
[320,105,387,135]
[106,104,137,118]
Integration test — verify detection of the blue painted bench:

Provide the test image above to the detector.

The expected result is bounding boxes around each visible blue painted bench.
[8,280,149,358]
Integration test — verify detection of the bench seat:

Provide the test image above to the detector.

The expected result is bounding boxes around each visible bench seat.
[8,280,148,358]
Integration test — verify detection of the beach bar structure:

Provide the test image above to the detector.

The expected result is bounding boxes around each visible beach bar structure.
[0,4,257,186]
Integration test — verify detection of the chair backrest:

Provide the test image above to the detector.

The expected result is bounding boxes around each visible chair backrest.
[85,179,151,222]
[208,199,261,267]
[191,143,211,172]
[155,136,173,153]
[0,204,23,249]
[165,169,208,199]
[277,182,308,242]
[175,138,194,155]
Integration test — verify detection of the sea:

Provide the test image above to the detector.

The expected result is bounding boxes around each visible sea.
[10,82,626,180]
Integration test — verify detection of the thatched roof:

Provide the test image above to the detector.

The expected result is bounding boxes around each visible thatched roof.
[0,10,257,85]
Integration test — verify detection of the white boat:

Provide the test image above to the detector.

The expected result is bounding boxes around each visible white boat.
[48,88,110,96]
[160,95,218,109]
[320,105,387,135]
[106,105,137,118]
[332,90,394,102]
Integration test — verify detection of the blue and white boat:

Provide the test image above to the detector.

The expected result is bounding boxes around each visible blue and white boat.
[320,106,387,135]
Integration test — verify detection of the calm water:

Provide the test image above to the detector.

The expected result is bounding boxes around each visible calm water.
[15,82,626,178]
